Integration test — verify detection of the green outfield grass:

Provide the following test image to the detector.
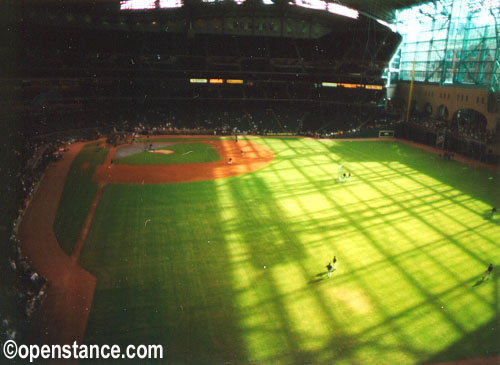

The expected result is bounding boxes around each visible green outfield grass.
[114,143,220,165]
[77,137,500,364]
[54,143,108,256]
[137,138,222,143]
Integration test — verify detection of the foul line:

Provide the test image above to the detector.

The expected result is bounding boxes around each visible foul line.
[71,182,106,262]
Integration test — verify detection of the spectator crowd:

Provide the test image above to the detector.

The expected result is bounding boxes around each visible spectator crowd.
[1,127,102,343]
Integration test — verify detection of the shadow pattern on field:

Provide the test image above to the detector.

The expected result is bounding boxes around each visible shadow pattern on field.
[80,136,498,364]
[80,180,249,362]
[234,137,499,363]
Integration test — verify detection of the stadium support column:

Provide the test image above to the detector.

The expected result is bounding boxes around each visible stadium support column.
[424,10,437,83]
[454,12,473,84]
[405,59,416,123]
[439,11,453,86]
[488,8,500,112]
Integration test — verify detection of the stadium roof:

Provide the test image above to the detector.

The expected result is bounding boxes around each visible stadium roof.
[338,0,430,22]
[18,0,432,22]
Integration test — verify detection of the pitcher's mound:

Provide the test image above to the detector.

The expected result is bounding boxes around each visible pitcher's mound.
[148,149,174,155]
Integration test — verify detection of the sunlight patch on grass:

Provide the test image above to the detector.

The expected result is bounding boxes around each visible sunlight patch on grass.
[328,287,373,317]
[78,138,499,363]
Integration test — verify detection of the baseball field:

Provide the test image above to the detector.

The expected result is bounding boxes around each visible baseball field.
[32,136,500,363]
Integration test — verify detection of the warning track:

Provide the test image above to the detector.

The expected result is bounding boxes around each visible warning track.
[18,142,96,347]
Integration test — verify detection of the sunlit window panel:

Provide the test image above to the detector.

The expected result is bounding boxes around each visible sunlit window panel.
[327,3,359,19]
[120,0,156,10]
[376,19,396,31]
[159,0,183,7]
[293,0,328,11]
[388,0,499,87]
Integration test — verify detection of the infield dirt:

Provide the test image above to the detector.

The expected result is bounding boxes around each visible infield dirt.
[94,137,274,184]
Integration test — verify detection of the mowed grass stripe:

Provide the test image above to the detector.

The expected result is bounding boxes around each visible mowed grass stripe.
[54,143,108,256]
[136,137,222,143]
[81,182,246,361]
[114,143,220,165]
[79,137,500,364]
